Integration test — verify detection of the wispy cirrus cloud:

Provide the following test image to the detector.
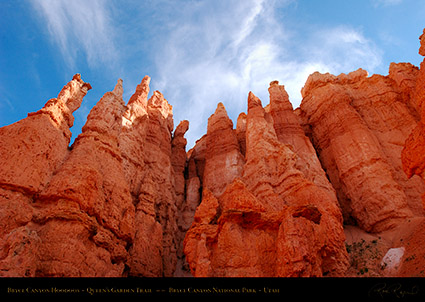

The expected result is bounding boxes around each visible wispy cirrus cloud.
[149,0,290,147]
[150,0,384,147]
[303,26,383,76]
[31,0,118,69]
[29,0,385,149]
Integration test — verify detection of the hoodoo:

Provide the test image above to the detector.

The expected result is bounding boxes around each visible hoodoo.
[2,29,425,277]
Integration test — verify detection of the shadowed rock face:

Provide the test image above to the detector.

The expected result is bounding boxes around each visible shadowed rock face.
[2,29,425,277]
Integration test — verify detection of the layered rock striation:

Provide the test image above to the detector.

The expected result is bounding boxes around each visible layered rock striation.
[299,65,424,233]
[2,29,425,277]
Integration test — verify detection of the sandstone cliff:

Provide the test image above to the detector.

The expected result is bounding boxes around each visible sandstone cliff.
[1,29,425,277]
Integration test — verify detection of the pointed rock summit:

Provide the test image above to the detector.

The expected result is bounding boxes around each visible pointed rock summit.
[112,79,124,98]
[128,75,150,107]
[203,102,244,197]
[122,76,150,126]
[33,80,134,276]
[184,90,349,277]
[247,91,263,112]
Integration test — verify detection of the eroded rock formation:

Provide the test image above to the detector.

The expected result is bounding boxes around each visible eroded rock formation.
[0,74,187,277]
[0,74,91,276]
[2,29,425,277]
[299,66,424,233]
[403,29,425,201]
[184,90,349,277]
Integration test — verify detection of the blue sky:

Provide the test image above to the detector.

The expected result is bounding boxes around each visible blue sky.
[1,0,425,149]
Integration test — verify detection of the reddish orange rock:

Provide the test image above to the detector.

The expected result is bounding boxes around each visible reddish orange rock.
[300,68,418,232]
[3,28,425,278]
[119,76,164,277]
[172,120,191,276]
[402,28,425,208]
[403,123,425,179]
[0,74,91,276]
[184,91,349,277]
[203,103,245,197]
[242,91,292,212]
[0,74,91,196]
[120,78,182,277]
[173,120,190,211]
[268,81,337,199]
[0,74,188,277]
[244,92,348,276]
[236,112,247,156]
[34,79,135,276]
[141,91,178,277]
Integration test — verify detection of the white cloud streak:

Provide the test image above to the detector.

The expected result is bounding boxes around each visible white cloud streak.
[151,0,384,148]
[29,0,385,149]
[31,0,117,68]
